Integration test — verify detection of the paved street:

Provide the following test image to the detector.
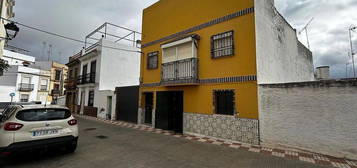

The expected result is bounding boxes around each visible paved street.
[0,118,331,168]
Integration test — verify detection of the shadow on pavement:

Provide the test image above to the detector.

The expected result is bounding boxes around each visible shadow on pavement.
[0,147,74,167]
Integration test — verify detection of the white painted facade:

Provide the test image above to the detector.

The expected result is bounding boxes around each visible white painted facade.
[254,0,315,84]
[77,39,140,120]
[258,81,357,160]
[0,65,40,103]
[0,0,15,58]
[0,50,50,104]
[2,49,35,65]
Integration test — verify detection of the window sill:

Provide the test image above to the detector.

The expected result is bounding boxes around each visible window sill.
[213,113,239,118]
[211,54,235,59]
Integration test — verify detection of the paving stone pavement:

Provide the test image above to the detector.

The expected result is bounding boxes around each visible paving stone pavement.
[75,114,357,168]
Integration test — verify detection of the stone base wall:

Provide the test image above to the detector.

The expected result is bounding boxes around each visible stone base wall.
[137,107,155,128]
[184,113,260,145]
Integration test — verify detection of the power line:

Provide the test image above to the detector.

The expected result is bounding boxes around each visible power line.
[0,17,142,54]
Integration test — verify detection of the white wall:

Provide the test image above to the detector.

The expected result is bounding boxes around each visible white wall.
[3,50,35,65]
[17,66,40,102]
[99,40,140,90]
[0,86,16,102]
[254,0,315,84]
[259,80,357,160]
[94,90,116,120]
[0,65,41,102]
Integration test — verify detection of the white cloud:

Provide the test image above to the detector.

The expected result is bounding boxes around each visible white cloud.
[275,0,357,78]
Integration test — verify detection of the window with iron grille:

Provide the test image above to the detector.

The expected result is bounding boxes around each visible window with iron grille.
[147,51,158,69]
[88,91,94,107]
[20,94,29,102]
[214,90,235,115]
[211,31,234,58]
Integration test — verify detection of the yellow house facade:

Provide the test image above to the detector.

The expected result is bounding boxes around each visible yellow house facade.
[139,0,314,145]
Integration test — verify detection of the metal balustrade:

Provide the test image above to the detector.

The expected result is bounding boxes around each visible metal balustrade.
[161,58,198,85]
[18,83,34,91]
[77,73,96,85]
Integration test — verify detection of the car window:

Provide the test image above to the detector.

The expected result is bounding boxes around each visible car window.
[16,109,71,121]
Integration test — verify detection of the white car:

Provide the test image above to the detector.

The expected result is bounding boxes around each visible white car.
[0,105,78,154]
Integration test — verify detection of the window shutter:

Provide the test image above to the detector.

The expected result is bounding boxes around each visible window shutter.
[177,42,193,60]
[163,47,177,64]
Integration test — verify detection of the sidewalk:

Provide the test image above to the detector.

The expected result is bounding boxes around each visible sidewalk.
[75,114,357,168]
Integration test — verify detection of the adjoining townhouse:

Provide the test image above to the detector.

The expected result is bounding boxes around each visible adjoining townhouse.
[0,49,50,104]
[139,0,314,145]
[36,69,51,104]
[76,23,140,120]
[0,0,15,58]
[32,61,68,104]
[65,51,81,113]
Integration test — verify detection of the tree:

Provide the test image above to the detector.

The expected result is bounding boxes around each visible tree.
[0,59,10,76]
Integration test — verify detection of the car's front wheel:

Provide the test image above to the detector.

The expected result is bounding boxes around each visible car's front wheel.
[66,139,77,153]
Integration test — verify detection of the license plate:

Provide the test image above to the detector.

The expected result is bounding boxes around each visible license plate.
[32,130,58,136]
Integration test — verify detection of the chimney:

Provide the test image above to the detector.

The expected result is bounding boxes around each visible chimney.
[316,66,330,80]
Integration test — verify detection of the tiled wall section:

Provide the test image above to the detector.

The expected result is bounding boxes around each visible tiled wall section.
[184,113,260,145]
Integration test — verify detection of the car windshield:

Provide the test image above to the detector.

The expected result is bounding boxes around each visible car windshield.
[16,108,71,121]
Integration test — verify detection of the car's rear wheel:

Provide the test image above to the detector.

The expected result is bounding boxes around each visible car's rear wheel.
[66,139,77,153]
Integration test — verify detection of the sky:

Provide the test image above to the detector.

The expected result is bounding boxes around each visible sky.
[7,0,357,78]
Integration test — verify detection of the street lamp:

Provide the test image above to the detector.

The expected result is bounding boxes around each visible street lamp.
[4,22,19,40]
[349,25,357,78]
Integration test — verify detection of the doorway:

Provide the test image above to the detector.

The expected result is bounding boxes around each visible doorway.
[144,93,153,125]
[155,91,183,133]
[107,96,112,120]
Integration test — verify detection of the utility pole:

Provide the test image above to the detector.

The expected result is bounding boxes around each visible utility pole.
[299,18,314,49]
[348,25,356,78]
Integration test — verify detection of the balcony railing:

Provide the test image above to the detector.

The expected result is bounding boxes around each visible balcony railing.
[77,73,96,85]
[18,83,34,92]
[161,58,198,85]
[51,89,61,95]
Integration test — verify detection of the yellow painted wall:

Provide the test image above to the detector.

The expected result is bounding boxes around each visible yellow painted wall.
[141,0,258,119]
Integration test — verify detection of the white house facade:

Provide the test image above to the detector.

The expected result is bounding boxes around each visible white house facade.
[0,49,50,104]
[77,38,140,120]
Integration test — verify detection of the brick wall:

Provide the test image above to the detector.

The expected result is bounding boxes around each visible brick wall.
[259,79,357,160]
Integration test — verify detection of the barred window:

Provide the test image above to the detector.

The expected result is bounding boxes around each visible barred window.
[211,31,234,58]
[147,51,159,69]
[214,90,235,115]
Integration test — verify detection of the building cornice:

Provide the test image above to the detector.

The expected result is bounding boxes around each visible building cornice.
[141,7,254,48]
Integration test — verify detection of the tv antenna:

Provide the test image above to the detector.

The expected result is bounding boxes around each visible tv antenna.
[299,17,314,49]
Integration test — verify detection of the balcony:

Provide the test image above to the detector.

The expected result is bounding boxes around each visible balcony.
[65,78,77,90]
[51,89,61,95]
[161,58,198,85]
[18,83,34,92]
[77,73,96,85]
